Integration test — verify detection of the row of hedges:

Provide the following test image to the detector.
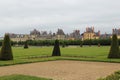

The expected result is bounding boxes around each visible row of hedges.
[0,40,17,46]
[0,39,112,46]
[1,39,120,46]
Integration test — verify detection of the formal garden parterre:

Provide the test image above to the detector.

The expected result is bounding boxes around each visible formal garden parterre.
[0,34,120,80]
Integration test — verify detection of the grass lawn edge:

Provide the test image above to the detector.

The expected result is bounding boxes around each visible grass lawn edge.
[0,56,120,67]
[0,74,52,80]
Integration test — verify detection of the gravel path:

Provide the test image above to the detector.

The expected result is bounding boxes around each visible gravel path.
[0,60,120,80]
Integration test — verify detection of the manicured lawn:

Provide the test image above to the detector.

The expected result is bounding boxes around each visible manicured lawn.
[13,46,109,58]
[62,46,108,58]
[0,46,120,66]
[0,74,52,80]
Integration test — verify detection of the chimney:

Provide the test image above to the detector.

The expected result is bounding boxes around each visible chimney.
[98,30,100,36]
[112,29,114,34]
[92,26,94,32]
[86,27,88,32]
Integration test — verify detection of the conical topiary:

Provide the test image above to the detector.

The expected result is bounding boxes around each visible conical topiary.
[98,43,100,47]
[0,34,13,60]
[108,34,120,58]
[24,40,28,49]
[52,40,61,56]
[80,41,83,47]
[62,42,65,48]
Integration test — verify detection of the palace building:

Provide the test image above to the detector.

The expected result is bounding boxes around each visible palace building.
[55,29,65,40]
[83,27,100,40]
[7,27,120,42]
[68,30,81,40]
[8,33,30,42]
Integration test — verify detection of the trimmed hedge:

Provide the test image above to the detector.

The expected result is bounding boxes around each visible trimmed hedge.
[8,39,113,46]
[24,41,29,49]
[0,34,13,60]
[52,40,61,56]
[3,38,120,46]
[108,34,120,58]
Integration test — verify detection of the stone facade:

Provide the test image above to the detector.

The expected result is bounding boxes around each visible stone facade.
[9,29,66,42]
[8,33,30,42]
[7,27,120,42]
[83,27,100,40]
[55,29,65,40]
[68,30,80,40]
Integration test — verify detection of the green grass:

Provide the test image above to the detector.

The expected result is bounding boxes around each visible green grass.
[98,71,120,80]
[0,74,52,80]
[62,46,108,58]
[0,46,120,66]
[12,46,109,59]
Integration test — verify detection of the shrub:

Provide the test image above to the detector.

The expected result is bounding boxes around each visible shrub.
[80,41,83,47]
[108,34,120,58]
[52,40,61,56]
[98,71,120,80]
[62,42,65,48]
[98,43,100,47]
[24,41,29,49]
[0,34,13,60]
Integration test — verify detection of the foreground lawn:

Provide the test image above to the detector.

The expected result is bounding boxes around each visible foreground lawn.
[0,75,52,80]
[0,46,120,66]
[98,71,120,80]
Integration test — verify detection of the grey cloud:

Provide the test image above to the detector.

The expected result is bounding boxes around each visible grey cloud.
[0,0,120,36]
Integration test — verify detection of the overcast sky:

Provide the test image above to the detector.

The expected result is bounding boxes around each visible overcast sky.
[0,0,120,36]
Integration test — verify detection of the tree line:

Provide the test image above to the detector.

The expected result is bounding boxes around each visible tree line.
[0,39,115,46]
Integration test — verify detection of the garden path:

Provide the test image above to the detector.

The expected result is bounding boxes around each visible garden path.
[0,60,120,80]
